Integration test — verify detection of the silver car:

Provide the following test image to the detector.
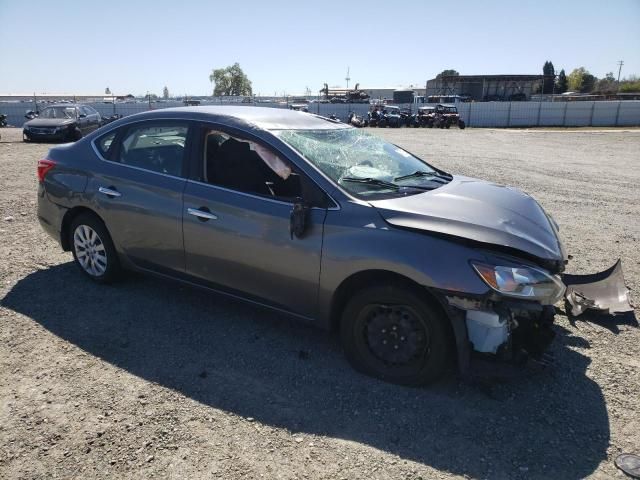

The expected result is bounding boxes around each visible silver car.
[37,106,568,385]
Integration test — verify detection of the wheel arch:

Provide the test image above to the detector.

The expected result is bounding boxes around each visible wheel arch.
[60,206,106,251]
[329,269,451,333]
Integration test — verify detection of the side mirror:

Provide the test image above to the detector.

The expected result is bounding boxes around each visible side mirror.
[290,198,309,239]
[79,113,87,118]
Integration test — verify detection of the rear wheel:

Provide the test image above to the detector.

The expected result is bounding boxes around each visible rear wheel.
[340,285,452,386]
[70,213,120,283]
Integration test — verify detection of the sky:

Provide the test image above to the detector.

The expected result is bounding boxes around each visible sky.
[0,0,638,96]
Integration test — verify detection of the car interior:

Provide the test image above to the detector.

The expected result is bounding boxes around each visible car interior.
[204,131,302,200]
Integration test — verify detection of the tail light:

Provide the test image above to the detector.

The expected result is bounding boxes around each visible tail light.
[37,159,56,183]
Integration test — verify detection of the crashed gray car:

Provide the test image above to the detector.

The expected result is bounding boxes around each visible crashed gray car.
[36,106,622,385]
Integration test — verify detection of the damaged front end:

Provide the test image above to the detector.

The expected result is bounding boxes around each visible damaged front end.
[435,257,567,371]
[445,292,558,368]
[563,259,633,318]
[441,258,633,372]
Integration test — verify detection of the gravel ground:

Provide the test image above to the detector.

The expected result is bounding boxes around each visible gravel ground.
[1,126,638,480]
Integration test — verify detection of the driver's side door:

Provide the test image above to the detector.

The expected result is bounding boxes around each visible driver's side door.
[182,126,329,318]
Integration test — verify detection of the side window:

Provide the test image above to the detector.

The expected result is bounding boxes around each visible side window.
[204,129,301,201]
[95,130,117,158]
[116,123,188,177]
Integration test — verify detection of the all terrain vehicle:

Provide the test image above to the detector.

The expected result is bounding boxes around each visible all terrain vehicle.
[434,104,466,129]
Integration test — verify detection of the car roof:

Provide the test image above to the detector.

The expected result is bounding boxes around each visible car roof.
[124,106,350,131]
[46,104,81,108]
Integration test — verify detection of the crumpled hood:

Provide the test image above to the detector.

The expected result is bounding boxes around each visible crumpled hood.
[25,118,75,127]
[369,175,566,263]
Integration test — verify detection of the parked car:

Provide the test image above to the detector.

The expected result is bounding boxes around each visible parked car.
[24,104,102,142]
[37,106,568,385]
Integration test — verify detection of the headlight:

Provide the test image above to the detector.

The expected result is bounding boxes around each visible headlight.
[472,261,565,304]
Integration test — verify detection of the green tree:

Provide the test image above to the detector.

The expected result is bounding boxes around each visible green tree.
[542,61,555,94]
[163,86,169,99]
[593,72,617,94]
[620,75,640,93]
[209,63,252,96]
[567,67,597,93]
[436,69,459,79]
[555,69,568,94]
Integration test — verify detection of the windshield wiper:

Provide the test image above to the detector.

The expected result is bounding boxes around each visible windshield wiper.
[395,170,447,182]
[341,177,400,190]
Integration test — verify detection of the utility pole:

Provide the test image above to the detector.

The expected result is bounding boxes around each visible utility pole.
[617,60,624,91]
[616,60,624,82]
[345,67,351,90]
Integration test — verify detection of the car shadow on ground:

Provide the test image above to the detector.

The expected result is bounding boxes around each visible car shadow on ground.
[2,263,611,479]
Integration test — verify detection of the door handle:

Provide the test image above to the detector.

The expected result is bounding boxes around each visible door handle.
[98,186,121,198]
[187,207,218,221]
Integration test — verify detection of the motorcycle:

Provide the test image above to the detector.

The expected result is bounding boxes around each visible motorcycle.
[348,112,367,128]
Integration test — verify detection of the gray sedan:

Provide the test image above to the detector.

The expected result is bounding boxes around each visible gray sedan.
[24,104,102,142]
[37,106,568,385]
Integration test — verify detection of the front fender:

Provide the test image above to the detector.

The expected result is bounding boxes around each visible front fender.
[317,203,491,325]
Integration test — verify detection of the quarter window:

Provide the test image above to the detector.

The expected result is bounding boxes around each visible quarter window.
[96,131,117,158]
[117,124,188,177]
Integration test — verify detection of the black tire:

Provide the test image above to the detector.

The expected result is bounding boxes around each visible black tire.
[69,213,120,283]
[458,120,466,129]
[340,285,452,386]
[67,127,82,142]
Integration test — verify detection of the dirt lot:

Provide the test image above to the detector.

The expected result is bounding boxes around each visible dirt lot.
[1,126,638,480]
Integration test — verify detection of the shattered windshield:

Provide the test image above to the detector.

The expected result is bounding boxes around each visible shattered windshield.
[274,128,449,197]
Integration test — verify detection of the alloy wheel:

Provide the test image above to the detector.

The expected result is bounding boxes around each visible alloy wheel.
[73,225,108,276]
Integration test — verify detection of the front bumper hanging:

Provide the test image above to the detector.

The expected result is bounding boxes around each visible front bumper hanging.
[563,259,633,317]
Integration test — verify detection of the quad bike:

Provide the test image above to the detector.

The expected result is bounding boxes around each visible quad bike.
[434,104,466,129]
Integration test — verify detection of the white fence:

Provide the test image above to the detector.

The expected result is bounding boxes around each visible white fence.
[456,101,640,127]
[2,100,639,129]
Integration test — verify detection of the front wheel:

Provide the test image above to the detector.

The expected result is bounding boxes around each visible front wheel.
[70,213,120,283]
[340,285,452,386]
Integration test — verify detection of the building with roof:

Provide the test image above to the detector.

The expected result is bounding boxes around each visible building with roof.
[426,75,552,101]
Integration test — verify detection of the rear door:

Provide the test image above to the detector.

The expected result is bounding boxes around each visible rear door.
[181,125,328,318]
[89,121,192,273]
